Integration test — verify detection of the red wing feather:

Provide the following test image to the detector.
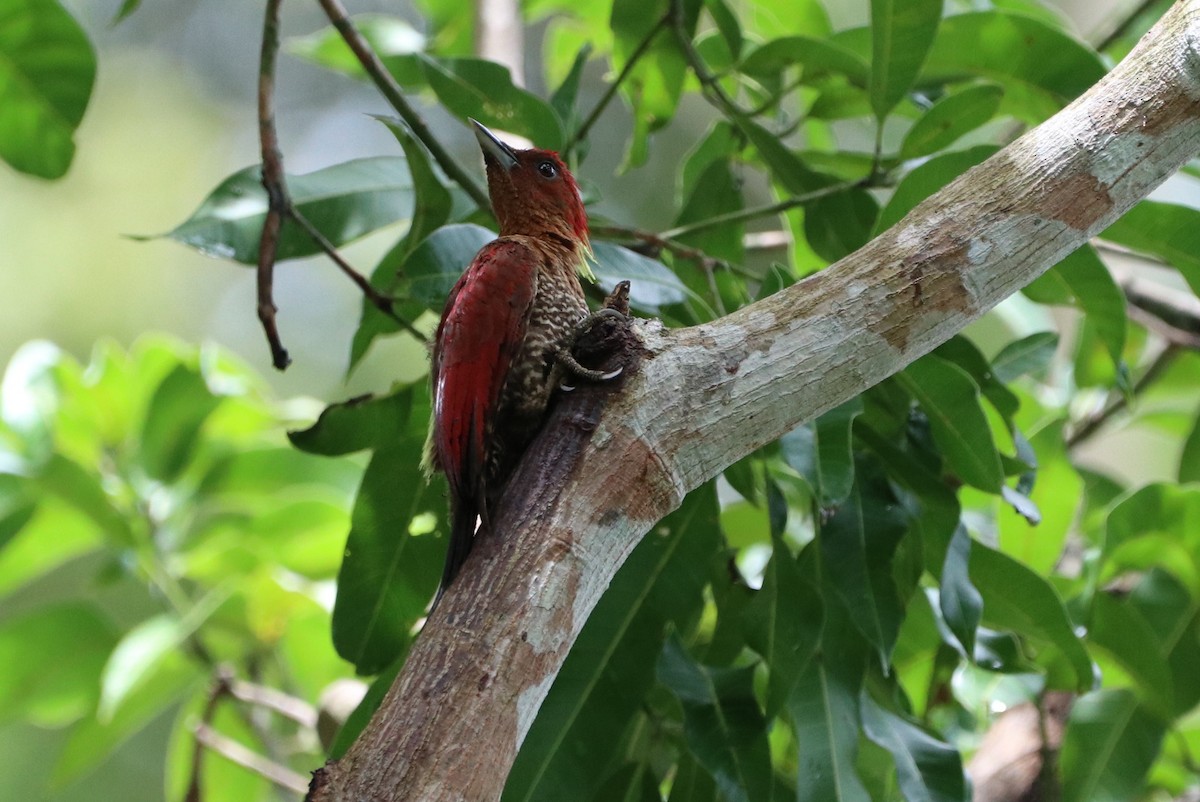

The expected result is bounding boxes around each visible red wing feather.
[431,239,538,502]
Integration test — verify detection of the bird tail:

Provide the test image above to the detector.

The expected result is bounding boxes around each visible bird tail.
[433,501,479,608]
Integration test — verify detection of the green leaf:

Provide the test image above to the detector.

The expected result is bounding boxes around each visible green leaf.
[157,157,414,264]
[743,118,831,195]
[743,539,823,716]
[1024,247,1126,384]
[137,364,222,482]
[875,145,997,234]
[997,421,1080,574]
[803,188,879,262]
[740,34,868,86]
[1181,410,1200,484]
[920,11,1105,121]
[332,432,445,674]
[111,0,141,23]
[420,56,565,150]
[1086,592,1174,718]
[990,332,1058,383]
[287,15,427,83]
[288,386,414,456]
[593,242,689,313]
[1059,690,1165,802]
[0,474,35,552]
[780,397,863,505]
[704,0,742,61]
[939,525,981,659]
[0,602,117,727]
[404,223,497,308]
[901,83,1004,159]
[969,544,1093,689]
[1102,201,1200,297]
[673,159,744,263]
[506,485,720,802]
[1105,484,1200,595]
[869,0,942,120]
[0,0,96,178]
[899,355,1004,492]
[36,454,134,545]
[860,695,968,802]
[667,753,720,802]
[1129,569,1200,715]
[820,465,909,666]
[657,633,773,802]
[551,43,591,125]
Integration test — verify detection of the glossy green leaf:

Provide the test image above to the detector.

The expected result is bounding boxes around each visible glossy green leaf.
[920,11,1105,120]
[593,242,689,312]
[1086,592,1173,717]
[860,695,968,802]
[657,633,773,802]
[0,603,117,727]
[421,56,565,150]
[1105,484,1200,594]
[990,332,1058,383]
[743,538,823,716]
[673,159,744,263]
[900,355,1004,492]
[667,753,719,801]
[939,525,981,658]
[589,763,663,802]
[332,435,445,674]
[157,157,414,264]
[997,421,1079,574]
[740,35,869,85]
[287,15,427,83]
[780,397,863,505]
[0,0,96,178]
[288,385,414,457]
[1102,201,1200,297]
[820,466,909,666]
[1060,690,1165,802]
[138,364,222,482]
[869,0,942,120]
[743,118,831,195]
[1024,247,1126,383]
[875,145,998,234]
[803,188,879,262]
[969,544,1093,689]
[506,485,720,802]
[901,83,1004,159]
[404,223,496,308]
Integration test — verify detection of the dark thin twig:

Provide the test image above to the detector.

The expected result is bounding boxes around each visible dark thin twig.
[256,0,290,370]
[1066,344,1180,448]
[186,667,235,802]
[565,12,671,154]
[315,0,490,209]
[668,0,749,121]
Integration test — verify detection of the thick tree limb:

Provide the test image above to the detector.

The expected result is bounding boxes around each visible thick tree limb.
[308,3,1200,800]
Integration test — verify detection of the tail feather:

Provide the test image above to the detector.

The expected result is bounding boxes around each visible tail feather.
[433,502,479,607]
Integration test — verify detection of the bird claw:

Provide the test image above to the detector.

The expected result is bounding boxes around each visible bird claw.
[556,293,633,387]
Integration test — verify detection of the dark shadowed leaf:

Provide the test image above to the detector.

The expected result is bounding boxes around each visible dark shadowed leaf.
[875,145,998,233]
[0,0,96,178]
[740,35,869,85]
[1182,411,1200,483]
[1086,592,1173,718]
[860,694,968,802]
[940,525,981,658]
[667,753,719,801]
[657,633,773,802]
[780,397,863,505]
[289,387,414,456]
[804,188,879,262]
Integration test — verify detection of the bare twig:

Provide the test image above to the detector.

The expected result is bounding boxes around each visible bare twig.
[228,678,320,729]
[658,180,861,240]
[186,667,235,802]
[315,0,490,209]
[256,0,290,370]
[195,724,310,796]
[565,12,671,154]
[668,0,749,121]
[1066,344,1180,448]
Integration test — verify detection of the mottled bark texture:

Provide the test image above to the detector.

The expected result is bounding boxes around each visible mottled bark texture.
[309,3,1200,800]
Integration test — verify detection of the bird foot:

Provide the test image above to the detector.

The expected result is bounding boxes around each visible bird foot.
[559,282,634,391]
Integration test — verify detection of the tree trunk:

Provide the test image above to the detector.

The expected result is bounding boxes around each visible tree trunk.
[308,3,1200,799]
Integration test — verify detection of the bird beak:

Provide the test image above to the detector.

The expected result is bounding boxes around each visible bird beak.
[470,119,519,171]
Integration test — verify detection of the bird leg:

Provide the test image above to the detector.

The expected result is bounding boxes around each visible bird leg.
[558,281,633,389]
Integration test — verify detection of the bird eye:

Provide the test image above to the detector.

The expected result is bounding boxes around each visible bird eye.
[537,160,558,179]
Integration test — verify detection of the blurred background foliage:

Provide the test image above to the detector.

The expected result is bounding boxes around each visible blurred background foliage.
[4,0,1200,799]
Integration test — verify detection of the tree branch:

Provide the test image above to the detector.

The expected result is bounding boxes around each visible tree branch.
[308,3,1200,799]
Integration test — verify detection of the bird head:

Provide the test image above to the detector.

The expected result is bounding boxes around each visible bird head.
[471,120,589,247]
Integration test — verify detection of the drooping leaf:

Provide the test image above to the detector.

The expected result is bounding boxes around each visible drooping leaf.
[969,544,1093,689]
[997,421,1080,574]
[156,157,414,264]
[780,397,863,506]
[137,364,222,482]
[0,0,96,178]
[740,35,869,86]
[860,694,968,802]
[939,525,981,659]
[868,0,942,120]
[1059,689,1165,802]
[900,355,1004,492]
[901,82,1004,159]
[288,386,414,456]
[657,633,773,802]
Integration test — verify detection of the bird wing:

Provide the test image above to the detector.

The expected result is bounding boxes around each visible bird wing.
[430,238,538,505]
